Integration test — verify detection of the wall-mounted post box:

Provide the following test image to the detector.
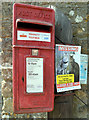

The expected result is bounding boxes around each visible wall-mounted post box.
[13,3,55,113]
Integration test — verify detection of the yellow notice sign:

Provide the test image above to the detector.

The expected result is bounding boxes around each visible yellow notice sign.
[57,74,74,84]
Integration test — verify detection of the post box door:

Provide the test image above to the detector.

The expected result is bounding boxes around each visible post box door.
[14,48,54,112]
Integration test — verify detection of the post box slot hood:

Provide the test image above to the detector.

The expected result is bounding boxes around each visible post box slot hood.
[16,18,53,31]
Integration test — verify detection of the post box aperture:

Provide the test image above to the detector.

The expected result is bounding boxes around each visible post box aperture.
[13,3,55,113]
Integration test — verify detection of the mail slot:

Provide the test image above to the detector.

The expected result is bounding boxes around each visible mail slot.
[13,3,55,113]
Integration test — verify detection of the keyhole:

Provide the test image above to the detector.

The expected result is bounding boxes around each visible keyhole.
[22,77,24,82]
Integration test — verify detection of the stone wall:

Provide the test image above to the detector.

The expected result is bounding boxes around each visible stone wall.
[0,2,2,119]
[1,2,89,119]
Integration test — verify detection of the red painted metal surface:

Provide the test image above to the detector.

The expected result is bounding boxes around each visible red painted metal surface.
[13,3,55,113]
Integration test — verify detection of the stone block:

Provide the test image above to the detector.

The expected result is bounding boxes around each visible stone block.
[79,40,87,53]
[30,112,47,118]
[2,80,12,98]
[2,2,12,17]
[1,51,12,65]
[2,98,13,112]
[2,68,12,80]
[2,40,11,48]
[17,114,28,118]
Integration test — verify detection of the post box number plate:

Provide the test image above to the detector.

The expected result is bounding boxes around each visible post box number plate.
[26,57,43,93]
[17,30,51,42]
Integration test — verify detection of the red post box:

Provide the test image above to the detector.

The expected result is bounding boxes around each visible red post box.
[13,3,55,113]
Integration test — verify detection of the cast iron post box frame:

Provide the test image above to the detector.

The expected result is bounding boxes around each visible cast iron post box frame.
[13,3,55,113]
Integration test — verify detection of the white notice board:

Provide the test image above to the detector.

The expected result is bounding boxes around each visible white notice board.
[26,58,43,93]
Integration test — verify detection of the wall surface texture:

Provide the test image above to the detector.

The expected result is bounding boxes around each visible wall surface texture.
[1,2,89,119]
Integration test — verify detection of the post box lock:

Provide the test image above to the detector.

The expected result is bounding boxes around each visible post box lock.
[22,77,24,82]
